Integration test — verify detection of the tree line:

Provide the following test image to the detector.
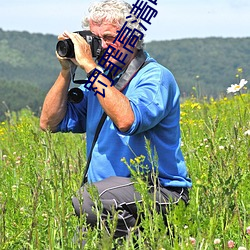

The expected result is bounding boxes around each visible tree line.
[0,28,249,120]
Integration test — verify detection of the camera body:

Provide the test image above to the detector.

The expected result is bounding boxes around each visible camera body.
[56,30,103,59]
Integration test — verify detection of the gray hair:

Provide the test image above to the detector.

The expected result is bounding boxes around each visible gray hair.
[82,0,145,49]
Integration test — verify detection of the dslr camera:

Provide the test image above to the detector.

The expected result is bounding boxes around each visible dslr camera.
[56,30,103,59]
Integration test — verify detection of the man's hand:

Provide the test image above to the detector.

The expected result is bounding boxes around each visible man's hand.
[56,33,78,71]
[63,31,96,73]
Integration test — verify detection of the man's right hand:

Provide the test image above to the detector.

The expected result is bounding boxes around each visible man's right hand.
[56,33,78,71]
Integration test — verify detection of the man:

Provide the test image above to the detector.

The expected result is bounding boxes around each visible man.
[40,0,192,242]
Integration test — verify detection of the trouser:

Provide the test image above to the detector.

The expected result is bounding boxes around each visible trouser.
[72,176,189,239]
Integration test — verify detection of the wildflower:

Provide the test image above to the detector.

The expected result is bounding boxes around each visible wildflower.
[219,145,224,150]
[228,240,235,248]
[20,207,25,214]
[134,156,141,164]
[238,247,246,250]
[42,213,48,221]
[191,103,201,109]
[189,237,196,246]
[196,180,202,185]
[246,226,250,235]
[227,79,248,93]
[214,238,221,244]
[244,130,250,136]
[130,159,135,165]
[121,157,126,163]
[237,67,243,73]
[12,185,18,192]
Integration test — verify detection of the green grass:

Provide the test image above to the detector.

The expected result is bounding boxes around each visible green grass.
[0,93,249,249]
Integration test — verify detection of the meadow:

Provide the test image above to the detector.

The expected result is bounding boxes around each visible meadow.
[0,90,249,249]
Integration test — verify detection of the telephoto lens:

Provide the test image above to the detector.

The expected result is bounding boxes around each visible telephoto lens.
[56,31,103,59]
[56,39,75,58]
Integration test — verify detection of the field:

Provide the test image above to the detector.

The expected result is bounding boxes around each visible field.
[0,91,249,249]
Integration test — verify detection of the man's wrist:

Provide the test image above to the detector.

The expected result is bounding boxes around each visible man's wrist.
[60,68,71,79]
[87,66,104,78]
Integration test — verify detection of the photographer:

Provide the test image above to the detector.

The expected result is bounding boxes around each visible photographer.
[40,0,192,244]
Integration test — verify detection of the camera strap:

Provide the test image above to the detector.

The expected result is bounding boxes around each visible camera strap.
[81,111,107,186]
[81,50,150,186]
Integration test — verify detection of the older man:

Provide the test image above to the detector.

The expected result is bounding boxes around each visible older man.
[40,0,192,241]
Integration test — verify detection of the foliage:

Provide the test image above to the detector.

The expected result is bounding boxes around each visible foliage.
[145,37,250,98]
[0,92,249,249]
[0,28,60,90]
[0,29,250,119]
[0,29,61,121]
[0,79,46,121]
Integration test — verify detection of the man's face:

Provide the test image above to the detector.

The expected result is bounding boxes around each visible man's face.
[89,19,136,71]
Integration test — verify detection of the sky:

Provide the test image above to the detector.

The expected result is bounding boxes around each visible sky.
[0,0,250,42]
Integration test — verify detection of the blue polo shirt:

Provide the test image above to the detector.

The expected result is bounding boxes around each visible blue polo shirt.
[57,53,192,188]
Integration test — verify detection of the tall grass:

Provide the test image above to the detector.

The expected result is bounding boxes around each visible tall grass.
[0,93,249,249]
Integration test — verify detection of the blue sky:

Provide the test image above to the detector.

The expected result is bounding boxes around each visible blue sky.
[0,0,249,42]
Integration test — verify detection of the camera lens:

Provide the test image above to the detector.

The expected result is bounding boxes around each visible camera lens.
[56,39,75,58]
[68,88,84,103]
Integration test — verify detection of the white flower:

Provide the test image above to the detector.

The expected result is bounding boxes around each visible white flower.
[189,237,196,245]
[214,238,221,244]
[238,247,246,250]
[246,226,250,235]
[244,130,250,136]
[227,79,248,93]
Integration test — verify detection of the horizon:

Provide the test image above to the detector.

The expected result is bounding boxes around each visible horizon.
[1,27,249,43]
[0,0,249,43]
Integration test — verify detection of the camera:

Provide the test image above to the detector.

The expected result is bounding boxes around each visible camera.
[56,30,103,59]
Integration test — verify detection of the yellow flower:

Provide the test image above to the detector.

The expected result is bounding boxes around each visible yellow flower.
[135,157,141,164]
[191,103,201,109]
[130,159,135,165]
[237,67,243,73]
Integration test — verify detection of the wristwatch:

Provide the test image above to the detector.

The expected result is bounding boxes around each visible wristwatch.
[87,66,104,78]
